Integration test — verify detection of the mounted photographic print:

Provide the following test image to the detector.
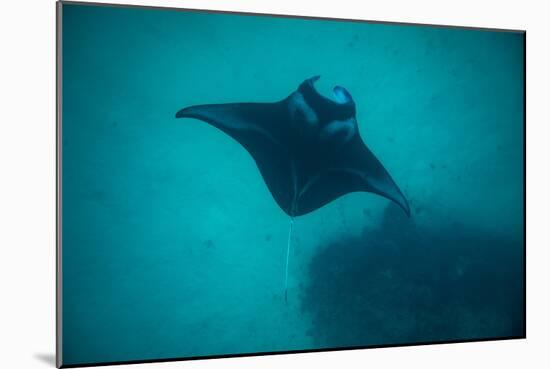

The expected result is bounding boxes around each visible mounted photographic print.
[56,1,526,367]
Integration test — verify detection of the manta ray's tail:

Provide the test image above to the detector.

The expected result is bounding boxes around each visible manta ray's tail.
[284,216,294,304]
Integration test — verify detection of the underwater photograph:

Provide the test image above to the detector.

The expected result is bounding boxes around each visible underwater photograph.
[58,2,525,367]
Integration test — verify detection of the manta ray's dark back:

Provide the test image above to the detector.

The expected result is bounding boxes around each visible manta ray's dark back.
[175,76,410,217]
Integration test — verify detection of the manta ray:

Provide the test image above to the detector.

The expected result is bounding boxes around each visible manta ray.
[176,76,409,302]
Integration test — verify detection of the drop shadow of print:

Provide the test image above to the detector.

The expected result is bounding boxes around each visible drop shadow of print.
[34,353,56,367]
[300,204,524,348]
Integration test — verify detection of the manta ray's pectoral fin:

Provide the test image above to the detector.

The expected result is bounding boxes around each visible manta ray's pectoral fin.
[175,102,285,145]
[354,144,410,217]
[295,140,410,217]
[175,102,295,215]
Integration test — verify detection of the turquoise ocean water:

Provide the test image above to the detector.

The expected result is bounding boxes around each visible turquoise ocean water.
[61,3,524,365]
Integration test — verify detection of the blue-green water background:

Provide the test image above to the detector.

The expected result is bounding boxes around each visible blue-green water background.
[61,3,524,366]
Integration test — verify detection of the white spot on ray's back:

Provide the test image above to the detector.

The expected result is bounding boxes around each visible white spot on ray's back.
[320,119,356,143]
[288,92,318,126]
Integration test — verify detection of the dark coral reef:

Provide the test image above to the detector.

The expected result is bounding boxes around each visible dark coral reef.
[300,204,524,348]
